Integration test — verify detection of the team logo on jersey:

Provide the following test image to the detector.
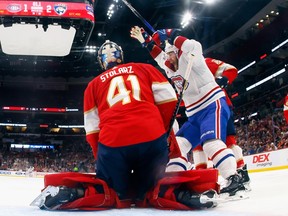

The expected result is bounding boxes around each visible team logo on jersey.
[54,4,67,15]
[7,4,21,13]
[171,75,189,91]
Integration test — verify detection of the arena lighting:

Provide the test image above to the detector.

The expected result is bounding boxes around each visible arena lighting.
[238,61,256,74]
[107,4,115,19]
[2,106,26,111]
[98,32,106,37]
[84,45,97,53]
[0,123,27,127]
[231,92,239,99]
[58,125,84,128]
[260,53,267,60]
[107,0,119,20]
[39,124,49,128]
[11,144,54,149]
[2,106,79,112]
[50,127,60,133]
[246,68,285,91]
[249,112,258,118]
[271,39,288,52]
[234,117,245,123]
[181,12,192,28]
[65,108,79,112]
[204,0,217,4]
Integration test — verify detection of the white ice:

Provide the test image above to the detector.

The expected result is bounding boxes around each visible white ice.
[1,169,287,216]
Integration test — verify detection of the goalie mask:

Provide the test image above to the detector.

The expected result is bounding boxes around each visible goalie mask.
[98,40,124,70]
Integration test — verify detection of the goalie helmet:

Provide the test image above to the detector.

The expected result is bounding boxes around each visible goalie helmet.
[98,40,124,70]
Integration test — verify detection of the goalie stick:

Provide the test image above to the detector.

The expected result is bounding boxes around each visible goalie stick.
[121,0,156,33]
[167,53,194,139]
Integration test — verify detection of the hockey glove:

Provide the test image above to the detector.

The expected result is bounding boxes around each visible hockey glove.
[152,29,181,45]
[130,26,152,47]
[215,76,229,89]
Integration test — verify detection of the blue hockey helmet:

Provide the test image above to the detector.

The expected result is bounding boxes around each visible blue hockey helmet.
[97,40,124,70]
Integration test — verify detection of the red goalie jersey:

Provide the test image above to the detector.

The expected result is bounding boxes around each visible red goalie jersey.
[84,63,177,158]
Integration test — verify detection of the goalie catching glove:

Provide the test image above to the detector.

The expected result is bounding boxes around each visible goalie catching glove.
[130,26,153,47]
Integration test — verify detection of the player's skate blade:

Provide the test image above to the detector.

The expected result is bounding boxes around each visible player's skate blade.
[219,189,249,202]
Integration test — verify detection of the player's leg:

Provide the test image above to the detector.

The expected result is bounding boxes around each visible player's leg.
[226,109,245,168]
[175,120,203,171]
[192,145,208,170]
[134,133,169,201]
[166,135,193,171]
[96,143,133,201]
[199,98,245,196]
[226,108,250,190]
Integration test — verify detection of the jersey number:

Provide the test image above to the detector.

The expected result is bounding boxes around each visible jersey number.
[107,75,141,107]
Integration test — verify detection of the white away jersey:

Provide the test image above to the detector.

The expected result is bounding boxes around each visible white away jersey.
[151,36,225,117]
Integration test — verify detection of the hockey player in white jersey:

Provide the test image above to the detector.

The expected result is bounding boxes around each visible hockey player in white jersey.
[130,26,245,197]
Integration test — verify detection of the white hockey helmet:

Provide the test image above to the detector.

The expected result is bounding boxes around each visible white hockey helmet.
[164,42,178,55]
[97,40,124,70]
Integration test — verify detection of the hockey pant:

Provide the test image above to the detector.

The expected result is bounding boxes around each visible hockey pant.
[42,169,219,210]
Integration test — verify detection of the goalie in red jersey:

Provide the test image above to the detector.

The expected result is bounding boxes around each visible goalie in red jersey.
[83,40,177,203]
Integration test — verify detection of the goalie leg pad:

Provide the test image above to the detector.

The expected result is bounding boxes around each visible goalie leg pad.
[36,172,128,210]
[146,169,219,210]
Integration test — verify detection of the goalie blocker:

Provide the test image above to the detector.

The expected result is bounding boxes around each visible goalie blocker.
[31,169,219,210]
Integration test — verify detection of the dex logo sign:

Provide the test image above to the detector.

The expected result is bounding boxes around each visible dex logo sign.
[253,153,270,163]
[253,153,272,167]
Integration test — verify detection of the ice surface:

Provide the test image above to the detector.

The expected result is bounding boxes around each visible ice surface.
[1,169,287,216]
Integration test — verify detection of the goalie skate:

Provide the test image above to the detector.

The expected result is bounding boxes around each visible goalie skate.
[30,185,81,210]
[30,186,57,208]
